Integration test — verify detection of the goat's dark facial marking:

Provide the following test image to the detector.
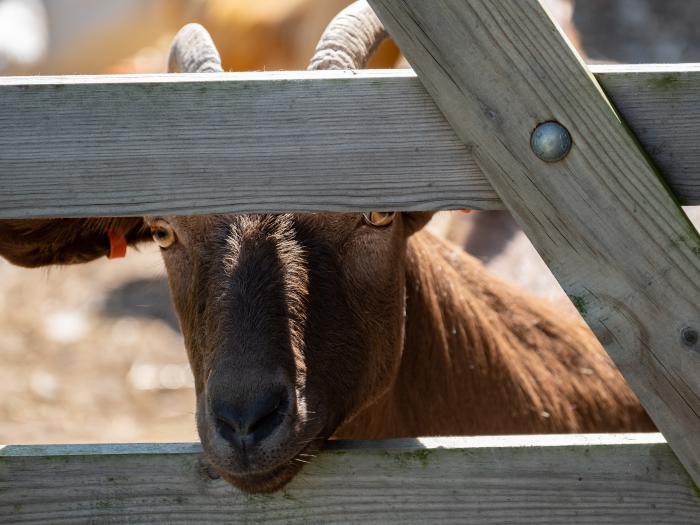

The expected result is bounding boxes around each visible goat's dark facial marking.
[146,212,428,493]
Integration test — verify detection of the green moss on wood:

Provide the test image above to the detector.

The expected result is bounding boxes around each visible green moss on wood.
[650,74,681,90]
[568,295,588,316]
[381,448,434,468]
[690,479,700,500]
[412,449,432,468]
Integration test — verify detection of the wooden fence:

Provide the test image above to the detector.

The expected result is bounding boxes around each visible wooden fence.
[1,1,699,522]
[3,435,699,523]
[1,66,699,219]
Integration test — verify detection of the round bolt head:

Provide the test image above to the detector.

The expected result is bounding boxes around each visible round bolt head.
[681,327,698,348]
[531,121,572,162]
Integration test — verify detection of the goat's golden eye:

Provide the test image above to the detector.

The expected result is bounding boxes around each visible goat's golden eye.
[150,220,176,249]
[362,212,396,227]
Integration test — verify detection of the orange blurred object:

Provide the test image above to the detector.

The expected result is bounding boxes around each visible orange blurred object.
[108,0,401,74]
[107,230,128,260]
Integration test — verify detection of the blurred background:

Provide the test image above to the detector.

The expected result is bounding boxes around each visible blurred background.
[1,0,699,444]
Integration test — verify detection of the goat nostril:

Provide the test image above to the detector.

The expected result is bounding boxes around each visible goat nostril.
[211,388,289,447]
[248,397,283,434]
[215,416,240,445]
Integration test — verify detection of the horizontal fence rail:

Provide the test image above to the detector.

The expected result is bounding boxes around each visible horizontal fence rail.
[0,66,699,218]
[1,434,699,524]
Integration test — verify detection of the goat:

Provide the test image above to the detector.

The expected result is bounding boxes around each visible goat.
[0,1,653,494]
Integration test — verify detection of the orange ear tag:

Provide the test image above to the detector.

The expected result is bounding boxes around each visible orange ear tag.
[461,209,473,214]
[107,230,127,259]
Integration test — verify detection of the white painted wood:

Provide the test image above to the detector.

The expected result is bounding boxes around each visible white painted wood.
[1,435,698,524]
[367,0,700,486]
[0,67,698,218]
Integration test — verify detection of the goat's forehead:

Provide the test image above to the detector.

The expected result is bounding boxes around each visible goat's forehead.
[149,213,359,235]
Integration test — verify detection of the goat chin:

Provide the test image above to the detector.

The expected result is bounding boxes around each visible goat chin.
[212,447,314,494]
[201,432,325,494]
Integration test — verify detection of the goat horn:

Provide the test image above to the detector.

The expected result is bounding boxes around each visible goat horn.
[308,1,387,71]
[168,23,223,74]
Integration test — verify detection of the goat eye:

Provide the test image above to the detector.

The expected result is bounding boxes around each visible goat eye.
[362,212,396,227]
[150,220,176,249]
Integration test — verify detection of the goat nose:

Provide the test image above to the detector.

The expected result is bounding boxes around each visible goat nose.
[212,389,288,448]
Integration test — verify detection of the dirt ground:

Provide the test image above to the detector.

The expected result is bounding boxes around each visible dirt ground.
[0,244,198,443]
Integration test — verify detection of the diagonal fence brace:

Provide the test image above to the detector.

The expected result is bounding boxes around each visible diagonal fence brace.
[368,0,700,485]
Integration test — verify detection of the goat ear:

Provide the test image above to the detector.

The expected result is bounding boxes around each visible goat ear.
[402,212,435,236]
[0,218,151,268]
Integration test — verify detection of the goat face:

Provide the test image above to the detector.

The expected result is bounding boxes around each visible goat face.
[0,210,429,491]
[0,211,430,492]
[148,212,431,493]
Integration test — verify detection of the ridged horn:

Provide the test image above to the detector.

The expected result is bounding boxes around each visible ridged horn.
[308,1,387,71]
[168,23,223,74]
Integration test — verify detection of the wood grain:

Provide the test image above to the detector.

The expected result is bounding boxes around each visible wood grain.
[367,0,700,485]
[0,70,486,218]
[2,435,699,524]
[0,68,698,218]
[596,64,700,204]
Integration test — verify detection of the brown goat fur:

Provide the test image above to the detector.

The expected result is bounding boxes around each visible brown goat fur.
[0,212,653,493]
[337,230,653,439]
[0,218,149,267]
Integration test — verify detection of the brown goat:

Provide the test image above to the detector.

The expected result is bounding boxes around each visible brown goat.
[0,2,653,494]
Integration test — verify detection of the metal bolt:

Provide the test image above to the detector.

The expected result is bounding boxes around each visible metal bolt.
[531,121,572,162]
[681,327,699,348]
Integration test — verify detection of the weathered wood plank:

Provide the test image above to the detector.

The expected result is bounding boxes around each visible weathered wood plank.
[367,0,700,485]
[0,70,488,218]
[595,64,700,204]
[0,67,699,219]
[2,435,699,524]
